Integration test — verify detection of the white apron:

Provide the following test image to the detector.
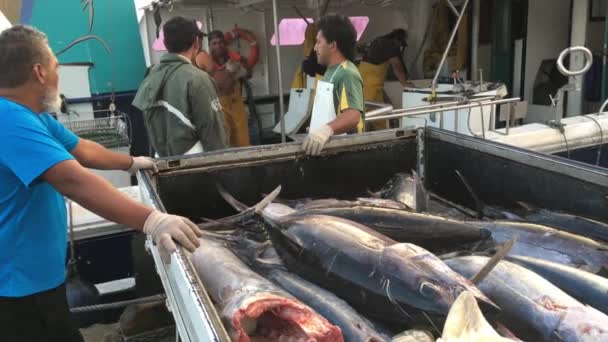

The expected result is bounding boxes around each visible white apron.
[154,100,204,157]
[308,62,346,133]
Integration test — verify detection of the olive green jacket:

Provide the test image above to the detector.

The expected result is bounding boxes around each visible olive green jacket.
[133,53,228,157]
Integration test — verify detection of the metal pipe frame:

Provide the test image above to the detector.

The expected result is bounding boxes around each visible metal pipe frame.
[471,0,480,81]
[365,105,394,119]
[384,96,502,116]
[431,0,470,98]
[272,0,286,143]
[367,97,520,121]
[446,0,460,16]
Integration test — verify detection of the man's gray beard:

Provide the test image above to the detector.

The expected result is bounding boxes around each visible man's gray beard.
[41,89,62,113]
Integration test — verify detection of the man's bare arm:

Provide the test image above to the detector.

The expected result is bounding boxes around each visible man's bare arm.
[43,160,152,230]
[389,56,410,87]
[328,109,361,135]
[70,139,132,170]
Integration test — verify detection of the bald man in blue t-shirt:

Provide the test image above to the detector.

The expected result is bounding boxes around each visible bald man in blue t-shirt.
[0,26,204,342]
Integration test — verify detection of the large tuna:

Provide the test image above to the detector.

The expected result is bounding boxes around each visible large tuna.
[213,184,490,251]
[515,204,608,243]
[217,186,498,326]
[191,237,343,342]
[265,214,498,324]
[468,220,608,275]
[292,206,491,249]
[445,256,608,341]
[507,255,608,315]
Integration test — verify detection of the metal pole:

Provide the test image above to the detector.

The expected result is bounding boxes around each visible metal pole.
[446,0,460,16]
[471,0,480,81]
[272,0,286,143]
[603,2,608,102]
[365,105,394,119]
[368,98,520,121]
[390,97,508,115]
[431,0,470,99]
[209,0,215,30]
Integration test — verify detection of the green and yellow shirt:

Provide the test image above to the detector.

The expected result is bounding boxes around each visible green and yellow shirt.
[322,60,365,133]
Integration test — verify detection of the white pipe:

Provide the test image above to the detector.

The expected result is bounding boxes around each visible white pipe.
[488,114,608,154]
[432,0,470,95]
[446,0,460,16]
[368,98,520,121]
[471,0,480,81]
[272,0,286,143]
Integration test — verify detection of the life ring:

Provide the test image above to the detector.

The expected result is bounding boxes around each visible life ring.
[223,28,260,69]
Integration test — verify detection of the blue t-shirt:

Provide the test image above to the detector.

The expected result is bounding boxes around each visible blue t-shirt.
[0,98,79,297]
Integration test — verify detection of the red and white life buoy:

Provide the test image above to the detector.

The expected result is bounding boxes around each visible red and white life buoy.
[223,27,260,70]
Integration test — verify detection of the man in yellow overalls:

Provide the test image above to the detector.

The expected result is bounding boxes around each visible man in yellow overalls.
[358,29,410,130]
[199,30,251,147]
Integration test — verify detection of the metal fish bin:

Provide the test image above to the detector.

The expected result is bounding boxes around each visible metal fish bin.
[137,127,608,342]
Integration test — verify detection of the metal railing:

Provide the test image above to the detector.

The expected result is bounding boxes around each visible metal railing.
[366,97,522,139]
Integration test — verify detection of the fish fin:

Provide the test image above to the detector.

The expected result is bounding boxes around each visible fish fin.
[454,170,485,219]
[470,238,516,285]
[253,186,282,214]
[216,183,249,212]
[412,170,429,213]
[215,184,281,230]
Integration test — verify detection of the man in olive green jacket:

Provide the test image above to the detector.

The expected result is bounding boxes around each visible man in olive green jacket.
[133,17,227,157]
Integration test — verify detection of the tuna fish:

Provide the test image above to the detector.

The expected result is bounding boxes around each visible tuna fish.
[191,237,344,342]
[507,255,608,315]
[297,198,410,211]
[215,184,491,251]
[514,203,608,243]
[267,214,499,324]
[217,187,498,326]
[291,206,492,250]
[221,236,391,342]
[374,171,429,212]
[468,220,608,274]
[445,256,608,341]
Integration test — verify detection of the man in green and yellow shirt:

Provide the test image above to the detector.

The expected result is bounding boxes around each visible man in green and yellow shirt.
[302,15,365,156]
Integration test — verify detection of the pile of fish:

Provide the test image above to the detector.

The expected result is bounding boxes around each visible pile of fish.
[189,172,608,342]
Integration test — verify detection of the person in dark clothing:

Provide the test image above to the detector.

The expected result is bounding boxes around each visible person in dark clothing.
[359,28,410,130]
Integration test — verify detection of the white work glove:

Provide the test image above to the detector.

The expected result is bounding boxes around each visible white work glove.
[302,124,334,156]
[143,211,203,264]
[127,156,158,173]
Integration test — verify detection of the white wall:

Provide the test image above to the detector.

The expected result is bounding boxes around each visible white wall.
[523,0,571,122]
[57,65,95,121]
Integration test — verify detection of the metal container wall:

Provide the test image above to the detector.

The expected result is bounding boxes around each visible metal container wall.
[138,128,608,341]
